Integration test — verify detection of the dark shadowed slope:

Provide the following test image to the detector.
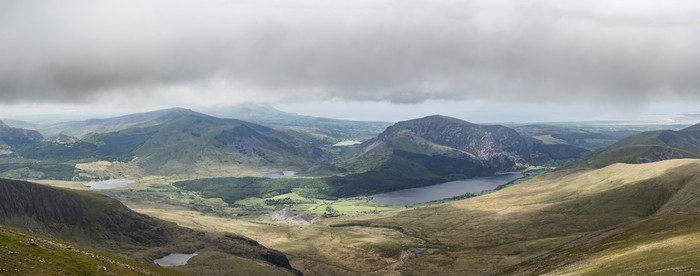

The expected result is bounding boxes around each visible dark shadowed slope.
[0,120,43,147]
[0,178,300,275]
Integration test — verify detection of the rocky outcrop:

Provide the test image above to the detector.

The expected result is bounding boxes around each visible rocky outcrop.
[374,115,530,171]
[637,146,675,164]
[44,134,79,145]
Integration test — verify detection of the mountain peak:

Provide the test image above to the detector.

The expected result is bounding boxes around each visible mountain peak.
[160,107,200,115]
[412,115,475,125]
[681,122,700,132]
[363,115,530,172]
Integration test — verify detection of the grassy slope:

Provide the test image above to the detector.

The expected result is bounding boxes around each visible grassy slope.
[336,159,700,275]
[0,178,298,276]
[573,127,700,169]
[498,211,700,275]
[1,110,329,181]
[130,115,322,177]
[0,224,180,276]
[131,205,424,276]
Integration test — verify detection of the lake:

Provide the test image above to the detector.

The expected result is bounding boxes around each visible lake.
[333,140,361,146]
[370,174,523,205]
[83,179,134,189]
[264,171,297,178]
[154,253,198,267]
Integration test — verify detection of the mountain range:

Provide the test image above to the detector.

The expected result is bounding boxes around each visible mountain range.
[4,107,700,275]
[342,115,590,182]
[1,109,595,184]
[0,110,328,179]
[5,104,392,142]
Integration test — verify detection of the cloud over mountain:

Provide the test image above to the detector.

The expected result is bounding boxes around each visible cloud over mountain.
[1,0,699,106]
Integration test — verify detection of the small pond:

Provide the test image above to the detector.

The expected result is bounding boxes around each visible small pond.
[83,179,134,190]
[370,174,523,205]
[154,253,198,267]
[333,140,361,146]
[264,171,298,178]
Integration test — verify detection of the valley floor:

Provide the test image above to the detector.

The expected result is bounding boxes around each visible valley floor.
[34,159,700,275]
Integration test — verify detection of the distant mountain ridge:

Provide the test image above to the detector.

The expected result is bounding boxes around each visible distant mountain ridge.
[0,110,328,179]
[3,110,589,183]
[0,120,43,146]
[573,123,700,169]
[204,103,392,141]
[33,107,203,137]
[513,124,635,151]
[5,105,391,143]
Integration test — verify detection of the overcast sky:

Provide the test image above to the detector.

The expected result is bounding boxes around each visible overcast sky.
[1,0,700,123]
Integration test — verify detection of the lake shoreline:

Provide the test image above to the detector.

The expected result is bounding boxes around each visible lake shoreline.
[369,173,524,205]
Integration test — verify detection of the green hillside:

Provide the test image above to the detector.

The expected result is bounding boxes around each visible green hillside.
[333,159,700,275]
[0,112,328,179]
[128,114,324,176]
[0,224,180,276]
[0,178,300,275]
[0,120,43,146]
[499,211,700,275]
[573,123,700,169]
[174,150,493,203]
[172,115,596,203]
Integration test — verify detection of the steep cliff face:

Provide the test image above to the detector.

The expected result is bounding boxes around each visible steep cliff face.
[0,178,299,275]
[354,115,530,173]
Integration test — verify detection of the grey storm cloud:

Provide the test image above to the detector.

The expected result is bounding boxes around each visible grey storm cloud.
[1,0,700,105]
